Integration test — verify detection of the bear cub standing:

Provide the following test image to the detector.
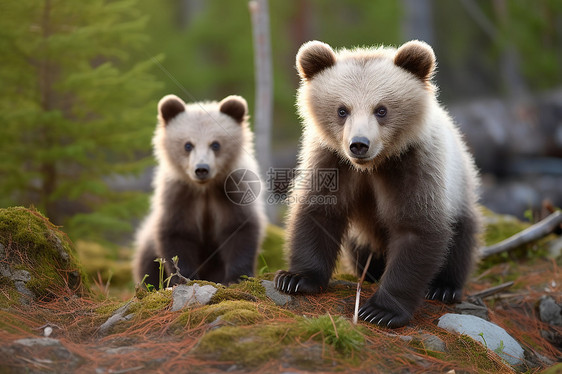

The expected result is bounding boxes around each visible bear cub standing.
[275,40,482,328]
[134,95,266,287]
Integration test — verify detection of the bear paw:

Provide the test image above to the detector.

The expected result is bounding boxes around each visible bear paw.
[425,285,462,304]
[274,270,324,294]
[358,300,411,328]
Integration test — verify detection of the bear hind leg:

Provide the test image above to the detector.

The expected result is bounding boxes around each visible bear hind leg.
[426,209,480,303]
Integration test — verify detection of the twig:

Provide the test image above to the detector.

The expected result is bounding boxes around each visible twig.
[353,252,373,325]
[481,211,562,258]
[468,281,514,300]
[170,256,190,285]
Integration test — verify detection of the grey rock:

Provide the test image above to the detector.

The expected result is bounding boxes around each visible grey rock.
[14,281,34,302]
[261,280,292,306]
[455,301,489,320]
[99,300,133,335]
[538,295,562,326]
[547,237,562,259]
[419,334,447,353]
[438,313,524,366]
[14,337,81,367]
[12,269,31,282]
[0,263,12,278]
[15,337,62,347]
[171,283,217,311]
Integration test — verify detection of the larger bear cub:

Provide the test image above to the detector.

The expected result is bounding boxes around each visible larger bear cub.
[275,40,481,328]
[134,95,266,287]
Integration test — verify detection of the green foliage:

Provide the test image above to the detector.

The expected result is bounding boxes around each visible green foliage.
[298,314,365,355]
[0,0,162,243]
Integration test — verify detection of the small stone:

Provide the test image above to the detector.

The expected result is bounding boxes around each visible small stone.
[12,270,31,282]
[14,281,34,302]
[261,280,292,306]
[0,263,11,278]
[455,301,489,320]
[420,333,447,353]
[538,295,562,326]
[438,313,524,366]
[171,283,218,311]
[99,300,133,335]
[44,326,53,337]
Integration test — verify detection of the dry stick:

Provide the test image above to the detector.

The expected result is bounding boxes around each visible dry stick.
[468,281,514,300]
[353,252,373,325]
[481,211,562,258]
[171,257,190,285]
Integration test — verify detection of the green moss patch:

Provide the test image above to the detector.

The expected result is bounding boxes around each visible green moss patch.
[298,314,365,355]
[195,323,294,367]
[0,207,88,303]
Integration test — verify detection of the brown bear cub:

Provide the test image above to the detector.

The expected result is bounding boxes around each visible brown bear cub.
[275,40,481,328]
[133,95,266,287]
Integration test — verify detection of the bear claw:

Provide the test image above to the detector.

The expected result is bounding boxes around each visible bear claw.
[274,270,323,294]
[425,285,461,304]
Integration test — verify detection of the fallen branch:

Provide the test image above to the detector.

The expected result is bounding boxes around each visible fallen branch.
[480,211,562,258]
[468,281,514,300]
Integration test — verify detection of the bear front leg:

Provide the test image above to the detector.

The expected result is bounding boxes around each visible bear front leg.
[359,230,449,328]
[275,201,346,294]
[426,209,480,303]
[219,218,262,284]
[158,229,201,286]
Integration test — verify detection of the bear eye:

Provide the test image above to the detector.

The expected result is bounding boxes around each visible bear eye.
[375,106,387,118]
[210,141,220,151]
[337,107,349,118]
[184,142,194,152]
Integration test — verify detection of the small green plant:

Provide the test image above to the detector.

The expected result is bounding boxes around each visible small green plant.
[140,274,155,292]
[494,340,505,356]
[154,258,166,290]
[478,332,488,348]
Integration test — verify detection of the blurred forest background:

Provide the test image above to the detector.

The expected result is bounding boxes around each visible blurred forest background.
[1,0,561,252]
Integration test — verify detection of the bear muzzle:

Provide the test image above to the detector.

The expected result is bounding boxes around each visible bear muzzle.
[194,163,211,181]
[349,136,370,158]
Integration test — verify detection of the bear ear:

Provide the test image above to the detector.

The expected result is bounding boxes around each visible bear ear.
[219,95,247,124]
[158,95,185,125]
[394,40,436,83]
[296,40,337,81]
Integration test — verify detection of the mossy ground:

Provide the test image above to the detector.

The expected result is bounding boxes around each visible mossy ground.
[0,207,88,302]
[0,207,560,372]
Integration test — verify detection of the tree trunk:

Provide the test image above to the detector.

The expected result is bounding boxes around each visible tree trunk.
[249,0,274,221]
[39,0,58,222]
[401,0,434,44]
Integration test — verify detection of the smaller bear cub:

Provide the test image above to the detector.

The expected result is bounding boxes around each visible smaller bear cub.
[133,95,266,287]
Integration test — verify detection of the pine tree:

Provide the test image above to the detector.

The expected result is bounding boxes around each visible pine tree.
[0,0,162,243]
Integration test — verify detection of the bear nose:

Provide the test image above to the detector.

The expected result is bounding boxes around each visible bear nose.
[195,164,210,179]
[349,136,370,156]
